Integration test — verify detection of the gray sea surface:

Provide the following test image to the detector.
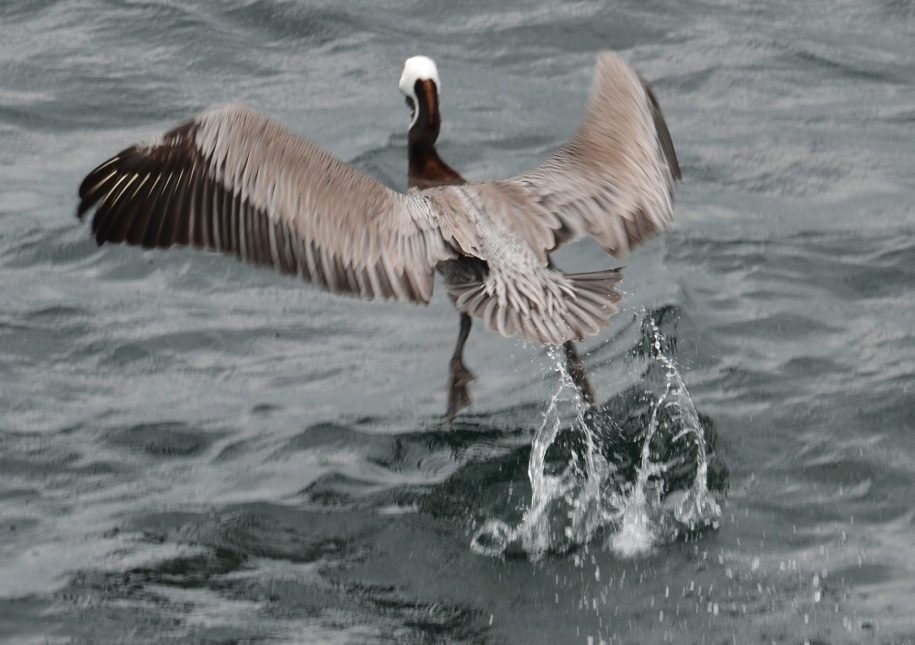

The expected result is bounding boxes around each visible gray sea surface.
[2,0,914,643]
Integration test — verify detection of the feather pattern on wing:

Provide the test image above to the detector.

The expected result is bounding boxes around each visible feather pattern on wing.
[77,104,456,303]
[429,186,623,345]
[463,51,681,259]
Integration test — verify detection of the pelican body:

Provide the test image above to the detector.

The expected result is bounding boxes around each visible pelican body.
[399,55,616,415]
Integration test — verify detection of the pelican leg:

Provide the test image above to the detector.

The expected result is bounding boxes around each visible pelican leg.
[447,313,477,418]
[543,256,596,407]
[563,338,595,408]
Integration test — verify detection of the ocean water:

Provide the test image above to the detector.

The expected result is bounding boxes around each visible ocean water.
[1,0,914,643]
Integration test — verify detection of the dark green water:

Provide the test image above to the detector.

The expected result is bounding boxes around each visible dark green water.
[1,1,914,643]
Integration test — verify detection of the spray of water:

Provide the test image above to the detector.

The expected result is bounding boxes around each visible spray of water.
[648,318,721,534]
[471,312,721,559]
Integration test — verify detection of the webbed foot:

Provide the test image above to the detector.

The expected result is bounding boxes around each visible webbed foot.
[446,358,477,419]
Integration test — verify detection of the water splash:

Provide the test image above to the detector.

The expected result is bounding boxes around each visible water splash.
[470,348,581,559]
[610,316,721,557]
[471,311,721,560]
[649,317,721,535]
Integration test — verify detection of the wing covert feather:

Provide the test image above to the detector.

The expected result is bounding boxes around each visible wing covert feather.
[462,52,681,260]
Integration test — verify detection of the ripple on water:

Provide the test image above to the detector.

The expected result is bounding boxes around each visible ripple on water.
[105,421,214,458]
[35,499,491,641]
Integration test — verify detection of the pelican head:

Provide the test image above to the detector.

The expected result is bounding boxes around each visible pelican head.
[399,56,441,136]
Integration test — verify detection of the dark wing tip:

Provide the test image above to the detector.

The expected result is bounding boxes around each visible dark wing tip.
[75,118,201,247]
[75,200,92,221]
[77,118,199,215]
[642,80,682,182]
[76,153,129,223]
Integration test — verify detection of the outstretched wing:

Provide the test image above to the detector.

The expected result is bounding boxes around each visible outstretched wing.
[479,51,681,260]
[423,52,680,344]
[77,104,456,303]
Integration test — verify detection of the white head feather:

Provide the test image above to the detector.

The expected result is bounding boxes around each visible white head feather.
[399,56,440,127]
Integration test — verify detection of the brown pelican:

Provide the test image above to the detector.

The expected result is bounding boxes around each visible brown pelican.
[76,52,681,416]
[399,55,619,416]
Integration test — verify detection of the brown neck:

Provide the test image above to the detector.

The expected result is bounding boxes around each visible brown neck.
[408,78,465,189]
[408,145,464,189]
